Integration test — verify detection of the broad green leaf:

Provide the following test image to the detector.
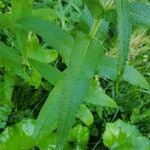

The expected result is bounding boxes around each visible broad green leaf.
[98,56,150,90]
[103,119,150,150]
[85,79,117,108]
[32,8,58,21]
[77,104,94,126]
[16,16,74,64]
[69,125,89,150]
[0,119,35,150]
[32,80,63,141]
[0,119,58,150]
[29,59,63,86]
[116,0,132,82]
[130,2,150,26]
[82,0,103,19]
[56,32,104,149]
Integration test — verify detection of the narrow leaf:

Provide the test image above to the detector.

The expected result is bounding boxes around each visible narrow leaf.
[98,56,150,91]
[116,0,132,81]
[85,80,117,108]
[16,16,74,64]
[29,59,63,86]
[56,32,104,149]
[33,80,63,141]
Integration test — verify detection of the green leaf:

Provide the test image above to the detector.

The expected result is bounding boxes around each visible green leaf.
[77,104,94,126]
[12,0,32,20]
[32,8,58,21]
[82,0,103,19]
[0,42,29,81]
[98,56,150,91]
[0,105,11,129]
[0,14,14,29]
[103,119,150,150]
[56,32,104,149]
[85,79,117,108]
[0,42,22,64]
[4,73,14,104]
[33,80,63,141]
[130,2,150,26]
[81,6,109,41]
[0,73,14,129]
[37,133,57,150]
[11,0,33,60]
[116,0,132,82]
[27,67,41,88]
[16,16,74,64]
[29,48,58,63]
[29,59,63,86]
[0,119,58,150]
[28,33,58,63]
[0,119,35,150]
[69,125,89,149]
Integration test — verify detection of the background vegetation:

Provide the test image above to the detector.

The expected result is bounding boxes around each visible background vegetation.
[0,0,150,149]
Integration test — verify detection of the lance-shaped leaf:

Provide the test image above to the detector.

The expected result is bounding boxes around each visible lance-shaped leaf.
[29,59,63,86]
[56,32,104,149]
[16,16,74,64]
[116,0,132,82]
[32,80,63,141]
[130,2,150,26]
[31,56,149,145]
[97,56,150,91]
[85,79,117,108]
